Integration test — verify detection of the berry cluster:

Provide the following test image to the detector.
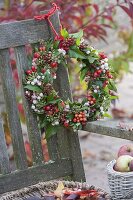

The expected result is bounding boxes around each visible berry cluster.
[73,112,87,125]
[43,104,59,115]
[87,95,96,105]
[59,37,75,51]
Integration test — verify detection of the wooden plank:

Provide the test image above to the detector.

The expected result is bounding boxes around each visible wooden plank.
[0,12,59,49]
[54,64,86,182]
[47,134,60,160]
[14,46,44,165]
[83,119,133,141]
[0,49,28,170]
[0,119,11,174]
[0,158,72,194]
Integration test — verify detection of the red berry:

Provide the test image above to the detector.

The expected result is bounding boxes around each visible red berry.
[44,106,51,111]
[94,72,98,78]
[31,66,36,72]
[73,118,77,123]
[97,69,102,74]
[41,68,46,73]
[64,122,69,127]
[108,74,113,79]
[26,70,32,75]
[39,47,46,51]
[34,52,40,58]
[99,52,107,59]
[83,118,87,122]
[50,62,58,68]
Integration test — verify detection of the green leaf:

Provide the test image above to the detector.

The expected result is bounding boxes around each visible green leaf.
[61,29,69,38]
[68,48,86,59]
[88,56,97,63]
[45,124,58,140]
[103,112,112,118]
[108,80,117,92]
[69,30,83,39]
[110,95,118,100]
[80,67,88,81]
[24,85,42,92]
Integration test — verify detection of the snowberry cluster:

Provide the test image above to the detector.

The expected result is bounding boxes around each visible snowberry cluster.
[23,29,116,137]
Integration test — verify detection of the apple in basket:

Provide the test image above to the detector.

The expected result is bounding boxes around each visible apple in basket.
[114,155,133,172]
[118,144,133,157]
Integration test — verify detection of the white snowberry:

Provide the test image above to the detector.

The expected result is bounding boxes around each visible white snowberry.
[94,89,98,93]
[101,65,105,69]
[31,105,35,109]
[33,100,37,104]
[100,107,104,111]
[84,102,89,106]
[39,93,43,97]
[104,63,108,68]
[86,50,90,54]
[31,82,35,85]
[58,48,66,56]
[37,82,41,86]
[37,75,41,79]
[104,58,108,62]
[27,81,30,84]
[55,121,59,125]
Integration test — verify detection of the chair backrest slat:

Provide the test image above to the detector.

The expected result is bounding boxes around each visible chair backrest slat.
[54,63,85,181]
[0,120,11,174]
[14,46,44,165]
[47,134,60,161]
[0,48,28,170]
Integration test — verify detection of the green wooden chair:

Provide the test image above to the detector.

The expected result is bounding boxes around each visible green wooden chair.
[0,9,132,197]
[0,12,85,195]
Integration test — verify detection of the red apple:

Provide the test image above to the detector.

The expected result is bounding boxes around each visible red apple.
[114,155,133,172]
[118,144,133,157]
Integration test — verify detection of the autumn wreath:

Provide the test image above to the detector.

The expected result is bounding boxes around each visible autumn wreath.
[23,3,117,139]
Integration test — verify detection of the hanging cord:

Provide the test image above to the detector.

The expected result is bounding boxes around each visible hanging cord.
[34,3,63,40]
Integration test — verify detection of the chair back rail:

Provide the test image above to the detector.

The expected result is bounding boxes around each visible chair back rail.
[0,11,85,194]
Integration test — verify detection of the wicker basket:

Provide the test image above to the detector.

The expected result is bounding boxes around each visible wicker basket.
[107,160,133,200]
[0,180,110,200]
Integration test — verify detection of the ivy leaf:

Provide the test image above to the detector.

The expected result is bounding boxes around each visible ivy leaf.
[108,80,117,92]
[80,67,88,81]
[95,80,103,87]
[61,28,69,38]
[68,48,86,59]
[69,30,83,39]
[24,85,42,92]
[103,112,112,118]
[110,95,118,100]
[45,124,58,140]
[88,56,97,63]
